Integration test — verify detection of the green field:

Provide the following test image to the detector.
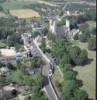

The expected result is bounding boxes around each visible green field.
[0,41,7,48]
[73,41,96,100]
[86,21,96,30]
[0,0,38,10]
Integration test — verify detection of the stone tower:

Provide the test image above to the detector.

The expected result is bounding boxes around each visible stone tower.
[65,19,70,32]
[49,19,56,34]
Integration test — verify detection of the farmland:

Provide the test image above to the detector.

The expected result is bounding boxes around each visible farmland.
[10,9,40,18]
[0,0,38,10]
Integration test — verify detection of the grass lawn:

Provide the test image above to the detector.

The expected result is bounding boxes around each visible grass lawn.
[86,21,96,30]
[73,41,96,100]
[0,41,7,48]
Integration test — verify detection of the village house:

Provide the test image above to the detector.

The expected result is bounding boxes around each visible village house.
[0,67,9,76]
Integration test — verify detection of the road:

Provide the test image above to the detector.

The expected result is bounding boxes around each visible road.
[38,0,59,7]
[69,1,96,6]
[62,2,70,11]
[33,39,59,100]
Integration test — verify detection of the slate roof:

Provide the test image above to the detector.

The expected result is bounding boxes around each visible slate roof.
[55,25,68,37]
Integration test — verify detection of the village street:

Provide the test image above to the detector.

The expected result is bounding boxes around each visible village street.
[33,38,59,100]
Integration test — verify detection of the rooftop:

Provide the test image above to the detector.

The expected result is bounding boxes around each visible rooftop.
[0,48,16,57]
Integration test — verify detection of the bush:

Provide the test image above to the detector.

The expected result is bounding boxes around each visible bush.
[69,46,88,66]
[88,37,96,50]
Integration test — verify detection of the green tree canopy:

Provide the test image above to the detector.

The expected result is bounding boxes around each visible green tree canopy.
[79,30,90,42]
[88,37,96,50]
[62,80,79,100]
[69,46,88,65]
[74,89,88,100]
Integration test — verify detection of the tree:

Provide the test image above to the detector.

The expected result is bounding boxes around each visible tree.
[90,27,96,35]
[32,32,40,38]
[70,21,78,29]
[7,33,23,49]
[63,64,72,71]
[59,54,71,68]
[69,46,88,66]
[31,72,47,100]
[9,70,25,85]
[69,46,81,65]
[31,56,43,70]
[88,37,96,50]
[0,62,5,68]
[79,32,90,42]
[74,89,88,100]
[23,75,33,86]
[42,28,48,36]
[7,63,17,70]
[32,72,43,87]
[62,80,79,100]
[40,37,46,53]
[59,10,64,16]
[76,15,87,24]
[0,0,6,3]
[63,70,77,80]
[0,6,3,11]
[47,32,57,42]
[19,63,27,74]
[78,23,89,33]
[0,51,1,56]
[31,91,48,100]
[50,37,71,64]
[73,33,79,40]
[77,50,88,65]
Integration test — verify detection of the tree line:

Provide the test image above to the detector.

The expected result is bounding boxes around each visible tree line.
[47,33,89,100]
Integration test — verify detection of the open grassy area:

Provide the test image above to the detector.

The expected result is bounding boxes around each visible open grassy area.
[10,9,40,18]
[0,41,7,48]
[73,41,96,100]
[0,0,38,10]
[86,21,96,30]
